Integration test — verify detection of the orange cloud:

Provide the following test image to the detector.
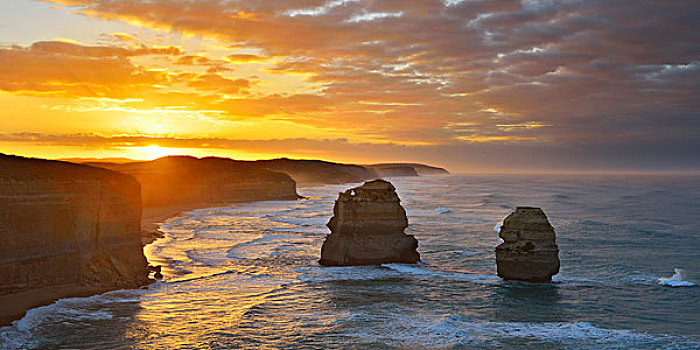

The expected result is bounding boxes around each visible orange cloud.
[0,43,165,98]
[225,54,270,64]
[112,32,139,42]
[175,55,211,65]
[29,40,182,57]
[22,0,700,155]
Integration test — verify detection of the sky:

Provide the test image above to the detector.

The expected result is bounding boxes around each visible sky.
[0,0,698,173]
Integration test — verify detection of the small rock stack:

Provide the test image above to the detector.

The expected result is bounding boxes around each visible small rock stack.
[495,207,560,282]
[319,180,420,266]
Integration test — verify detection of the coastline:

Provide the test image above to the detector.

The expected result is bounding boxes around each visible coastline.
[140,202,216,246]
[0,199,303,328]
[0,203,215,328]
[0,285,133,327]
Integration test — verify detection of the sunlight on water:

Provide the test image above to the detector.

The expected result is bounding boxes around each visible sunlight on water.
[2,176,699,349]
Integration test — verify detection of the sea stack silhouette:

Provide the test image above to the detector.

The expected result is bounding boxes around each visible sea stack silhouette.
[495,207,560,282]
[319,180,420,266]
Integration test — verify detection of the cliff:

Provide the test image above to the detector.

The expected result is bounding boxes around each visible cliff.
[0,154,149,322]
[495,207,560,282]
[85,156,300,207]
[81,157,449,188]
[319,180,420,266]
[368,163,449,176]
[369,165,419,177]
[254,158,378,185]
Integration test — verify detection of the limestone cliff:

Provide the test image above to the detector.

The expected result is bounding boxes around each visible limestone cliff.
[370,165,419,177]
[254,158,378,185]
[86,156,300,207]
[0,154,149,295]
[368,163,449,176]
[319,180,420,266]
[495,207,560,282]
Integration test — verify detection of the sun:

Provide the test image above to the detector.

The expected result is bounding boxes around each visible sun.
[127,145,181,160]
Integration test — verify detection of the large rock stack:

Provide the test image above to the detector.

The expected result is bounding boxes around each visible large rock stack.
[319,180,420,266]
[495,207,560,282]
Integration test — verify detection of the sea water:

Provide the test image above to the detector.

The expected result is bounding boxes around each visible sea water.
[1,175,699,349]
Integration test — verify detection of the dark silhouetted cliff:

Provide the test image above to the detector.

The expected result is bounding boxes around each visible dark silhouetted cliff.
[368,163,449,176]
[85,156,300,207]
[369,165,419,177]
[254,158,378,185]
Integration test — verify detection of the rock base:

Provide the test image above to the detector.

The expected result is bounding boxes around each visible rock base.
[495,250,560,282]
[320,233,419,266]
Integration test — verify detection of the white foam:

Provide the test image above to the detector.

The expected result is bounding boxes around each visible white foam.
[658,268,695,287]
[0,290,140,349]
[382,264,499,283]
[494,224,502,233]
[296,265,397,283]
[436,207,452,214]
[383,263,438,275]
[453,250,488,256]
[340,313,679,348]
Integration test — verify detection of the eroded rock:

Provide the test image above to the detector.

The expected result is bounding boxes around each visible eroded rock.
[319,180,420,266]
[495,207,560,282]
[0,153,150,295]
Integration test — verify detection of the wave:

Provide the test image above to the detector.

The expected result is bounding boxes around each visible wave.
[296,266,399,283]
[166,269,239,284]
[382,263,500,283]
[453,250,489,256]
[658,268,696,287]
[436,207,452,214]
[0,289,141,349]
[340,313,697,349]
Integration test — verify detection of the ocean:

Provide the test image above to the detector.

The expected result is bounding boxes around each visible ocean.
[1,175,699,349]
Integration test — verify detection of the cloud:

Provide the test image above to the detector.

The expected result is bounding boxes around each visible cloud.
[29,40,182,57]
[225,54,270,63]
[14,0,700,167]
[175,55,212,65]
[0,41,250,101]
[0,42,166,98]
[3,132,698,172]
[111,32,139,42]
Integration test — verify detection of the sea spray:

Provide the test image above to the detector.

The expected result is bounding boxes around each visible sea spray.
[658,268,695,287]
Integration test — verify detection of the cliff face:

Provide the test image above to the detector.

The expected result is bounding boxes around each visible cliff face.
[254,158,378,185]
[370,165,419,177]
[0,154,149,295]
[86,156,300,207]
[320,180,420,266]
[368,163,449,176]
[495,207,560,282]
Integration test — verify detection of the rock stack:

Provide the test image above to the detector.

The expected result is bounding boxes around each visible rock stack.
[319,180,420,266]
[495,207,560,282]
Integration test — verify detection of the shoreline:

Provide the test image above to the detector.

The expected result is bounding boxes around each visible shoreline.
[0,285,134,327]
[140,202,217,246]
[0,198,305,328]
[0,202,222,328]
